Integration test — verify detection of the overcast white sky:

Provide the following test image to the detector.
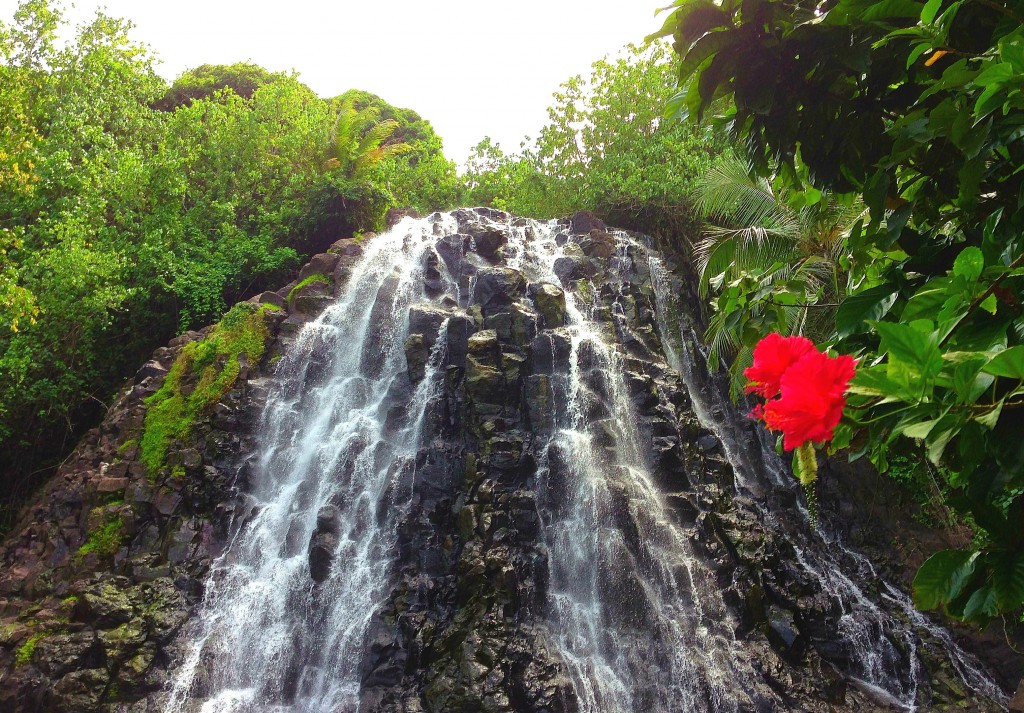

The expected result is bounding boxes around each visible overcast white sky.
[1,0,666,163]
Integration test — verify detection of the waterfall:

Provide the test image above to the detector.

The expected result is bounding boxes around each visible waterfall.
[500,223,761,711]
[167,215,458,712]
[165,209,1007,712]
[646,253,1009,711]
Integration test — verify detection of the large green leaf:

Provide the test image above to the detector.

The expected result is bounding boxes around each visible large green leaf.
[836,283,898,337]
[677,31,738,83]
[952,246,984,282]
[982,346,1024,380]
[874,320,943,380]
[913,550,979,610]
[962,585,998,621]
[901,279,952,324]
[992,552,1024,611]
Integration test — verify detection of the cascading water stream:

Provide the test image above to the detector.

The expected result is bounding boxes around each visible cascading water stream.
[167,215,458,712]
[163,209,1007,713]
[502,223,760,712]
[646,252,1009,710]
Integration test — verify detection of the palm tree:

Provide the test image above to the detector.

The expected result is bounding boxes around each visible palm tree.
[323,95,411,181]
[691,154,864,393]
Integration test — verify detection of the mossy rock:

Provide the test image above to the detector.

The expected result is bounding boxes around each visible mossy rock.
[139,303,273,477]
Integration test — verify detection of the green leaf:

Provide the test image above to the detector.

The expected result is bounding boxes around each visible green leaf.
[951,358,993,403]
[974,63,1014,117]
[926,417,960,464]
[874,320,943,380]
[920,0,943,24]
[952,246,984,282]
[982,346,1024,379]
[913,550,979,610]
[677,31,738,83]
[979,293,998,314]
[848,365,917,402]
[836,284,899,337]
[902,279,953,324]
[991,552,1024,611]
[860,0,924,20]
[975,399,1002,429]
[902,418,940,440]
[647,0,732,43]
[962,585,998,621]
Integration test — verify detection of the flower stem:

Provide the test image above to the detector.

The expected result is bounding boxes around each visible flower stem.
[794,442,819,526]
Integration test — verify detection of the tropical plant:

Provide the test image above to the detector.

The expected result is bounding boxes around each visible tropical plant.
[656,0,1024,624]
[324,94,411,181]
[693,155,864,388]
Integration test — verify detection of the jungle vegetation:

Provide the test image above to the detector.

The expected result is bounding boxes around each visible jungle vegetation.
[655,0,1024,625]
[0,0,459,528]
[2,0,1021,633]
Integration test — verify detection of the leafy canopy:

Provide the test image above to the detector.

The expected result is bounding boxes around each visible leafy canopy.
[656,0,1024,624]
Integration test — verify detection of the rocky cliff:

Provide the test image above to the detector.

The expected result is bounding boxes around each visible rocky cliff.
[0,209,1014,712]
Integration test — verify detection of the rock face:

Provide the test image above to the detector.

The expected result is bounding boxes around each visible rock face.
[0,209,1014,712]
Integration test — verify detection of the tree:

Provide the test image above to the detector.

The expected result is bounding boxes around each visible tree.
[155,62,287,111]
[324,93,411,181]
[463,42,723,238]
[692,154,863,391]
[656,0,1024,624]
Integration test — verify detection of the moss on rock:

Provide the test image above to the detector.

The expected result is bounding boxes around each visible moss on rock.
[140,303,272,477]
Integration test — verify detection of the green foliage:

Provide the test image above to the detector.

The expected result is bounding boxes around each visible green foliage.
[156,62,287,111]
[287,273,330,302]
[462,43,722,237]
[661,0,1024,623]
[324,93,411,181]
[14,632,42,667]
[0,1,460,530]
[338,91,462,212]
[692,154,863,389]
[77,509,124,558]
[140,303,270,476]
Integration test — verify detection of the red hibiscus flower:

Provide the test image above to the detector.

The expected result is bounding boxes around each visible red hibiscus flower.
[762,349,856,450]
[743,333,815,399]
[745,334,856,451]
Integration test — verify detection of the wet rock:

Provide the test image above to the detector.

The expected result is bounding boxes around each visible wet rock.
[570,210,606,234]
[472,268,526,315]
[579,230,616,259]
[697,434,721,453]
[386,207,419,227]
[530,283,565,328]
[1010,680,1024,712]
[298,252,341,283]
[471,227,509,263]
[553,254,597,284]
[445,311,476,366]
[328,237,364,258]
[289,278,334,317]
[405,334,429,384]
[133,360,168,384]
[308,530,338,583]
[528,329,571,374]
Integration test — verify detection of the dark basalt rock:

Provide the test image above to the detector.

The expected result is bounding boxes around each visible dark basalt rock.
[473,267,527,315]
[0,214,1013,713]
[308,531,338,583]
[569,210,606,234]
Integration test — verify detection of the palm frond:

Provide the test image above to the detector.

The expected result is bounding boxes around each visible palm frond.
[693,155,799,238]
[356,118,401,158]
[694,234,735,296]
[727,345,754,401]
